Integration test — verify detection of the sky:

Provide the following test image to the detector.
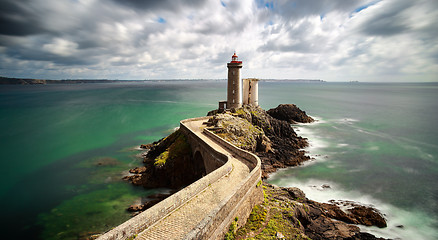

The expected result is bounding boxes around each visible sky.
[0,0,437,82]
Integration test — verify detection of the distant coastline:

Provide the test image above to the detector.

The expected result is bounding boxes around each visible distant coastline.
[0,76,325,85]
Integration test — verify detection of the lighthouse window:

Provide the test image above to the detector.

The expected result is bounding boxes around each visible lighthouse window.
[232,71,235,75]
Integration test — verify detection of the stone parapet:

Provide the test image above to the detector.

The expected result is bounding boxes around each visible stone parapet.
[97,116,262,240]
[185,128,263,239]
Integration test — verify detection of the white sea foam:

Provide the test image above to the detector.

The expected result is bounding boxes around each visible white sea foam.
[338,118,359,123]
[295,126,329,151]
[337,143,349,148]
[293,115,326,125]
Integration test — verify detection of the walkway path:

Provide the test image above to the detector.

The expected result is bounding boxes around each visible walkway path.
[135,118,251,240]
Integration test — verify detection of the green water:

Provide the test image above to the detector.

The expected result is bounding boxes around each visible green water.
[0,81,437,239]
[0,81,223,239]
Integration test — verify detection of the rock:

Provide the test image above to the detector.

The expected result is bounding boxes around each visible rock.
[320,202,358,224]
[129,166,147,174]
[229,105,311,177]
[127,204,144,212]
[123,174,143,186]
[125,129,206,190]
[345,232,387,240]
[267,104,314,124]
[207,113,264,152]
[240,183,387,240]
[140,143,154,149]
[348,206,387,228]
[309,200,387,229]
[283,187,306,201]
[321,184,331,189]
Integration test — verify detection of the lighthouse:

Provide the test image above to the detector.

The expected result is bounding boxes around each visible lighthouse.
[227,52,243,109]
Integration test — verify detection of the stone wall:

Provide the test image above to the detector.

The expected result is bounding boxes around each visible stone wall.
[180,117,227,173]
[185,128,263,239]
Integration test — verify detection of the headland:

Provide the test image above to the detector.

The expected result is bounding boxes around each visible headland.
[110,104,387,240]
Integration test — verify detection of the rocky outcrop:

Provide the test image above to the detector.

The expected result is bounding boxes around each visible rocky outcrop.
[207,113,268,152]
[130,104,314,188]
[208,105,311,178]
[232,183,387,240]
[124,129,205,190]
[267,104,314,124]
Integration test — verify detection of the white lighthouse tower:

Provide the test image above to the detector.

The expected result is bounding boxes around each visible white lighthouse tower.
[243,78,259,106]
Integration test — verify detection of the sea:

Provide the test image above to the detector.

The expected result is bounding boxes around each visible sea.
[0,81,437,239]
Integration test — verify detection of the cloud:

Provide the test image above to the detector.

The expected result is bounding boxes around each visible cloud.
[111,0,208,12]
[43,38,79,57]
[0,0,48,36]
[0,0,436,81]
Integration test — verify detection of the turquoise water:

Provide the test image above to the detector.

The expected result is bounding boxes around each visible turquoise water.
[0,81,437,239]
[0,81,223,239]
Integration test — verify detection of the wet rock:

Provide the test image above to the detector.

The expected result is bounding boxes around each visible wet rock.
[129,166,147,174]
[127,204,144,212]
[308,200,387,229]
[122,174,143,186]
[140,143,154,149]
[348,206,387,228]
[346,232,387,240]
[267,104,314,124]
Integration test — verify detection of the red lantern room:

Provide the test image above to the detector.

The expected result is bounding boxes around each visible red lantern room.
[230,52,242,63]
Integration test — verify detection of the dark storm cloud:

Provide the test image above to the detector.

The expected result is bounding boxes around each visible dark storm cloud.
[0,0,161,67]
[0,0,47,36]
[3,37,92,66]
[358,0,412,36]
[111,0,207,12]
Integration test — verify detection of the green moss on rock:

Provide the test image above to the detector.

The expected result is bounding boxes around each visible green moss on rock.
[154,150,169,167]
[232,183,311,240]
[153,131,191,168]
[225,217,239,240]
